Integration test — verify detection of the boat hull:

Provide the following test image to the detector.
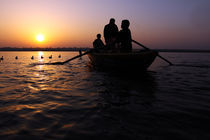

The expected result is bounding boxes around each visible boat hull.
[87,51,158,71]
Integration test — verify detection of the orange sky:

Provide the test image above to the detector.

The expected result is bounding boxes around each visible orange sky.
[0,0,210,49]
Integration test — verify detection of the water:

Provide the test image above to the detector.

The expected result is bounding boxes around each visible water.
[0,51,210,140]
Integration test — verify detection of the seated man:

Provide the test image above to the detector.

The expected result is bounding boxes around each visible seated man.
[93,34,105,51]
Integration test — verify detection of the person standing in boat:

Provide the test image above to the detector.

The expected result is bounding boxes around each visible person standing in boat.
[103,18,119,50]
[93,34,105,51]
[118,20,132,52]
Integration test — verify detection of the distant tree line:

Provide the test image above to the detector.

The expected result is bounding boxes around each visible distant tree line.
[0,47,90,51]
[0,47,209,53]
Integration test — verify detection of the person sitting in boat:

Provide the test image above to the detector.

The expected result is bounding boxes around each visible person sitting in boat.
[118,20,132,52]
[93,34,105,51]
[103,18,119,50]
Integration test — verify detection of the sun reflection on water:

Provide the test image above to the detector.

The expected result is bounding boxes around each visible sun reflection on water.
[38,51,44,62]
[38,51,44,57]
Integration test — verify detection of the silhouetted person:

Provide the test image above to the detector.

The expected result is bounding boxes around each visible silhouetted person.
[93,34,105,50]
[1,56,3,61]
[58,54,61,58]
[103,18,119,49]
[31,56,34,60]
[119,20,132,52]
[49,55,52,59]
[15,56,18,59]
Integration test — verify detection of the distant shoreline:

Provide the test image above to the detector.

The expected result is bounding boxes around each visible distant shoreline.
[155,49,210,53]
[0,48,210,53]
[0,47,89,52]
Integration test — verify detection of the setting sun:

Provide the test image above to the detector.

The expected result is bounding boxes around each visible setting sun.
[36,34,45,42]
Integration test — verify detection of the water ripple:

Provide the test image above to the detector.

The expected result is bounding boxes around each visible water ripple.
[0,52,210,139]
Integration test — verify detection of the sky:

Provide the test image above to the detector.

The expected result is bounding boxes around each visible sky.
[0,0,210,49]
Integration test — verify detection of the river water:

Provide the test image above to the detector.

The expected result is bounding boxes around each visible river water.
[0,51,210,140]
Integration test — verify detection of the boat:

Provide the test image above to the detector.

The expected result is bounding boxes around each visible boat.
[87,50,158,71]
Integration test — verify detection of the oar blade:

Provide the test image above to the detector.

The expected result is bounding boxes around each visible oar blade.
[132,40,173,65]
[62,50,92,64]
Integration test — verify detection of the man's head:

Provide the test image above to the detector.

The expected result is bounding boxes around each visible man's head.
[109,18,115,24]
[121,20,130,29]
[97,34,101,39]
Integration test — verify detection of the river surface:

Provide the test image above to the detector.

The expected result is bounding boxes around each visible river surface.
[0,51,210,140]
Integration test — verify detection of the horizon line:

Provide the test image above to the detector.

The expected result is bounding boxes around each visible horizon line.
[0,47,210,52]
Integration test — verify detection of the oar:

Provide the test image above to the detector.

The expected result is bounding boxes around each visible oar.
[46,50,92,65]
[62,50,92,64]
[132,40,173,65]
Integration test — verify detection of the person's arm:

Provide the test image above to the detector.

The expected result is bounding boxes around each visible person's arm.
[103,25,107,39]
[93,40,97,49]
[115,24,119,32]
[100,40,105,47]
[128,29,132,42]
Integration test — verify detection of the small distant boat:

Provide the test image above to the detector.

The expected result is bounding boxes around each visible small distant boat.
[49,55,52,59]
[87,50,158,71]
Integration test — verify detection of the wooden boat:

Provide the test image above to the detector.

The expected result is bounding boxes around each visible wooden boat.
[87,50,158,71]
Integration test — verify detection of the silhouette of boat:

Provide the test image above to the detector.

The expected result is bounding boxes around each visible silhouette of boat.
[87,50,158,71]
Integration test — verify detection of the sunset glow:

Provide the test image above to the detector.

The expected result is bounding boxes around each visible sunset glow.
[0,0,210,49]
[36,34,45,42]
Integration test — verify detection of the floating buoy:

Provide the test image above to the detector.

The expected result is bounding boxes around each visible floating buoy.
[79,50,82,55]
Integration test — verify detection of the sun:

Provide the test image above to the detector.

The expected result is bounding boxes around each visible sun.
[36,34,45,42]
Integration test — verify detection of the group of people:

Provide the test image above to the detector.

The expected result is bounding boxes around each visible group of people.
[93,18,132,52]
